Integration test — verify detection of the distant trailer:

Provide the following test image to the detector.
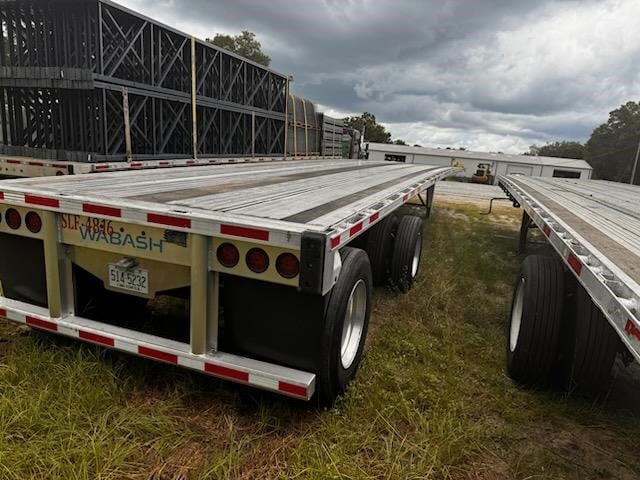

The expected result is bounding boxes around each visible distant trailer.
[0,159,455,404]
[0,154,341,178]
[499,175,639,393]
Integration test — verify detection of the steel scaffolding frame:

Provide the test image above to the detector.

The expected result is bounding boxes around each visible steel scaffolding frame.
[0,0,288,161]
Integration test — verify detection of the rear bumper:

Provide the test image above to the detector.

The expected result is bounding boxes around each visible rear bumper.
[0,296,315,400]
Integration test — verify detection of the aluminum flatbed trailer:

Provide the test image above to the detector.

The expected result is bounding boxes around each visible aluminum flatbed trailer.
[499,174,640,393]
[0,154,339,178]
[0,159,455,404]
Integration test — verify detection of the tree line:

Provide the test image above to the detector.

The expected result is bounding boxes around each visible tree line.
[345,103,640,184]
[526,101,640,184]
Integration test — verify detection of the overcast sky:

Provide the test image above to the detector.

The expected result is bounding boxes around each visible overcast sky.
[120,0,640,153]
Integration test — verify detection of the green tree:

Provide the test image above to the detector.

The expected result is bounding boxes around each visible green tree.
[526,141,586,159]
[207,31,271,67]
[343,112,392,144]
[393,139,407,145]
[585,101,640,183]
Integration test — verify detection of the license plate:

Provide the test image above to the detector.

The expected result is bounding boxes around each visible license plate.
[108,264,149,294]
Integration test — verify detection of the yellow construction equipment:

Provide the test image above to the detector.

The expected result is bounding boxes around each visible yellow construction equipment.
[472,163,493,184]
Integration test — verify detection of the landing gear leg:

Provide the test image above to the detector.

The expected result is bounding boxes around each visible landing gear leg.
[518,211,533,254]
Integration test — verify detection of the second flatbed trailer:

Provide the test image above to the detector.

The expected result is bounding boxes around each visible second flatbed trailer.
[0,154,341,178]
[0,159,454,404]
[499,175,640,393]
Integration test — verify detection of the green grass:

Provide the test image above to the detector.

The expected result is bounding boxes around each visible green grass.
[1,201,639,479]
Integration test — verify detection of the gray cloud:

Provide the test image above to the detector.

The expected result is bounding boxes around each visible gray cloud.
[120,0,640,152]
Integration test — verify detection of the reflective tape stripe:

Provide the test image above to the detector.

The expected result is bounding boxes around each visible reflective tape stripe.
[278,381,307,398]
[330,236,341,249]
[79,330,115,347]
[82,203,122,218]
[567,252,583,275]
[24,195,60,208]
[29,162,44,167]
[6,160,21,164]
[370,212,380,223]
[147,213,191,229]
[0,193,4,200]
[349,223,363,236]
[0,304,314,400]
[205,363,249,382]
[94,165,110,170]
[220,224,269,242]
[138,346,178,364]
[625,320,640,341]
[26,316,58,331]
[542,224,552,237]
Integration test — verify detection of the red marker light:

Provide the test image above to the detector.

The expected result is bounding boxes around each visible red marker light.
[246,248,269,273]
[217,243,240,268]
[25,211,42,234]
[5,208,21,230]
[276,253,300,279]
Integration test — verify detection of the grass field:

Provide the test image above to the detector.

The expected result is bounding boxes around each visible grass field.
[1,200,639,479]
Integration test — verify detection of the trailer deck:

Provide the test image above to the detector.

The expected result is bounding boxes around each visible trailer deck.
[499,175,640,363]
[1,159,454,250]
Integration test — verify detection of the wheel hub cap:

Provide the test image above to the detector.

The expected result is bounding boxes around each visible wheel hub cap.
[411,235,422,278]
[509,279,525,352]
[341,279,367,369]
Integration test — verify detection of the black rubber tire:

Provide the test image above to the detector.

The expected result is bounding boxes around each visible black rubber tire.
[390,215,423,293]
[560,285,620,395]
[365,214,398,286]
[318,247,372,405]
[506,255,565,387]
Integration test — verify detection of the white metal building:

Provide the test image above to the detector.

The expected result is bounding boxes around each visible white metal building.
[365,143,592,182]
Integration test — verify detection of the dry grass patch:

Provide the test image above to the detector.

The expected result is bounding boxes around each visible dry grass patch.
[0,200,638,479]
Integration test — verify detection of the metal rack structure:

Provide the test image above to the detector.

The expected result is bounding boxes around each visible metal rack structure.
[320,115,344,157]
[0,0,288,162]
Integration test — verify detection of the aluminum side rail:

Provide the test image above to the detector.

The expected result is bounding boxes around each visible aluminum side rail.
[498,175,640,363]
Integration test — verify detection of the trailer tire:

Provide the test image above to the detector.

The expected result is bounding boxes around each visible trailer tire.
[506,255,565,387]
[365,214,398,286]
[390,215,423,293]
[561,285,620,395]
[318,247,372,405]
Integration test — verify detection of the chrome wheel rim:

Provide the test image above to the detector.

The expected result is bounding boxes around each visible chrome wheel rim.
[341,279,367,369]
[509,279,525,352]
[411,235,422,278]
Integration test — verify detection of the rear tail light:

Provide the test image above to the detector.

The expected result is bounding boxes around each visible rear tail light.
[246,248,269,273]
[276,253,300,279]
[217,243,240,268]
[25,212,42,234]
[5,208,21,230]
